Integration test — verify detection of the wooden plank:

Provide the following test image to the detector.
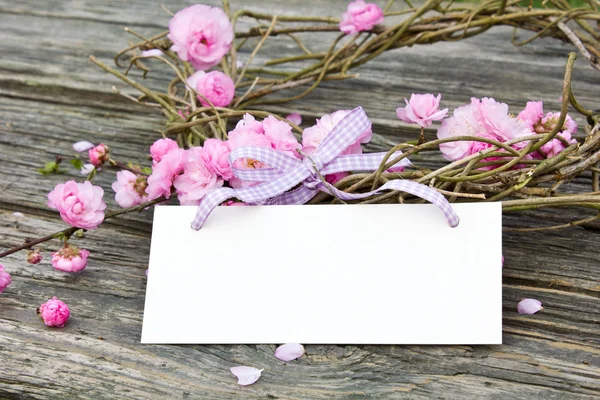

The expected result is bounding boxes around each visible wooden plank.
[0,0,599,398]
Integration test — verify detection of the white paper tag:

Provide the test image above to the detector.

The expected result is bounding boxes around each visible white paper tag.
[142,203,502,344]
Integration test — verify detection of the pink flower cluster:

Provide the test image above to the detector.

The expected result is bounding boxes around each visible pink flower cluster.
[142,109,377,205]
[436,98,577,166]
[518,101,577,158]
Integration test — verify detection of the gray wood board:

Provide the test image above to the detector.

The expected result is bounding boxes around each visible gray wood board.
[0,1,598,398]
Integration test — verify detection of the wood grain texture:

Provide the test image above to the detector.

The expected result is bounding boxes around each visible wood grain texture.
[0,1,599,399]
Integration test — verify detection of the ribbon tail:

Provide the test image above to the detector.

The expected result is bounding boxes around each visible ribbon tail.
[324,180,460,227]
[321,151,412,175]
[191,187,237,230]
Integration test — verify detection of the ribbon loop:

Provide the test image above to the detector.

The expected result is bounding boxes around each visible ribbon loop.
[191,107,459,230]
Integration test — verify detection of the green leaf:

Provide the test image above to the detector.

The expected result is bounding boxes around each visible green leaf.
[69,158,84,170]
[38,161,59,175]
[141,167,153,175]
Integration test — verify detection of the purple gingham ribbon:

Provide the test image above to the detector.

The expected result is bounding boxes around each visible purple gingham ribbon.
[191,107,459,230]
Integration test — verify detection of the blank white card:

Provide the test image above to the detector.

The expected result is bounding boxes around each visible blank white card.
[142,203,502,344]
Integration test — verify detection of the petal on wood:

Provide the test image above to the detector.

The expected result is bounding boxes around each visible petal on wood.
[73,141,94,152]
[275,343,305,362]
[517,298,543,315]
[230,366,263,386]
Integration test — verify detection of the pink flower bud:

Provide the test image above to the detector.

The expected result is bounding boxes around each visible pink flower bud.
[517,298,543,315]
[27,249,43,265]
[0,264,12,294]
[51,245,90,273]
[38,297,70,327]
[88,143,110,167]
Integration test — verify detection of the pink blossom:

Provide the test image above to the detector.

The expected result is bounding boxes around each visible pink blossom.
[340,0,384,35]
[275,343,305,362]
[222,200,249,206]
[150,138,179,166]
[201,138,232,180]
[517,298,543,315]
[262,116,301,158]
[173,147,223,205]
[47,180,106,230]
[228,122,272,171]
[230,366,263,386]
[472,98,531,141]
[88,144,109,167]
[437,98,530,163]
[146,148,186,200]
[51,245,90,273]
[540,131,577,158]
[302,110,372,156]
[0,265,11,294]
[396,94,448,128]
[517,101,544,130]
[38,297,70,327]
[188,70,235,107]
[518,104,578,158]
[73,141,94,153]
[437,101,482,160]
[539,112,577,136]
[111,171,149,208]
[232,113,264,135]
[27,249,43,265]
[168,5,234,71]
[286,113,302,125]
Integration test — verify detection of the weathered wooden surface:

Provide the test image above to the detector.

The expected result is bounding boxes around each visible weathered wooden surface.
[0,0,599,398]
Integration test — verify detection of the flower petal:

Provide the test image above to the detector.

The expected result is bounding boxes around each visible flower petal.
[73,141,94,153]
[517,298,543,315]
[80,164,95,175]
[286,113,302,126]
[141,49,164,57]
[275,343,305,362]
[230,366,263,386]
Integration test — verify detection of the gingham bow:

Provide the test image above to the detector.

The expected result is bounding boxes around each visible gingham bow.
[191,107,459,230]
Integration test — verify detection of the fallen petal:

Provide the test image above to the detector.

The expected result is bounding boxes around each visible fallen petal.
[230,366,263,386]
[13,212,24,217]
[286,113,302,126]
[517,298,543,315]
[80,164,95,175]
[141,49,164,57]
[73,141,95,152]
[275,343,305,362]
